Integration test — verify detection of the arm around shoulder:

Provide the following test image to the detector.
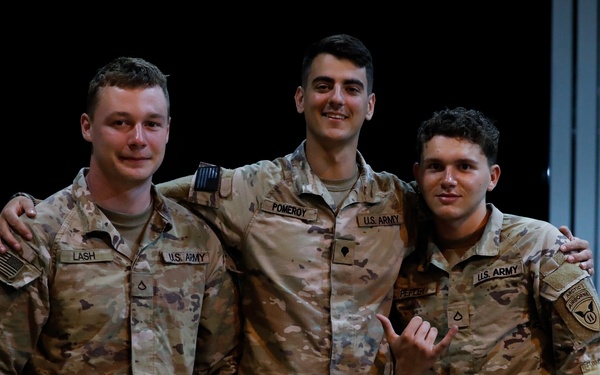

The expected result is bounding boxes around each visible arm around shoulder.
[155,175,194,201]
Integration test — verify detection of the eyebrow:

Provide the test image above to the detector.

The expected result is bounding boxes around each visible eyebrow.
[423,157,480,165]
[311,76,365,89]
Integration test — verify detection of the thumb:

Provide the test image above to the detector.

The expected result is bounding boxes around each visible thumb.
[376,314,399,341]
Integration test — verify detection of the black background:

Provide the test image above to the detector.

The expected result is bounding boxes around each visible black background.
[3,4,552,220]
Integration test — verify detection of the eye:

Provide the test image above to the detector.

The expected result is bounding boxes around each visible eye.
[346,85,362,94]
[427,162,442,171]
[314,83,331,92]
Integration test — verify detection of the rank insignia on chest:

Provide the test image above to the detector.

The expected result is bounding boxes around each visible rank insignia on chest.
[332,239,355,265]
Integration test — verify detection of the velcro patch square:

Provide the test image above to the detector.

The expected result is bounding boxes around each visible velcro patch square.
[194,166,220,192]
[0,252,25,279]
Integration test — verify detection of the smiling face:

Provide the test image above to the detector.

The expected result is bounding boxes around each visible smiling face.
[414,135,500,234]
[81,85,170,190]
[294,53,375,149]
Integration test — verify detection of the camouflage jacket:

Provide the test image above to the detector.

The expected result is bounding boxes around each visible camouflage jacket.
[0,168,240,374]
[158,141,421,374]
[393,204,600,374]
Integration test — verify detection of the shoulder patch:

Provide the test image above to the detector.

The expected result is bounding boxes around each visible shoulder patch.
[563,281,600,332]
[0,252,25,279]
[581,358,600,374]
[194,165,220,192]
[554,279,600,344]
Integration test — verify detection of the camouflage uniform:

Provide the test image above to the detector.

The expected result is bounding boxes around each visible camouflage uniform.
[0,168,239,374]
[159,141,420,374]
[393,203,600,374]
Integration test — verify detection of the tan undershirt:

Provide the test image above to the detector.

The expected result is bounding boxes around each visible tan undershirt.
[321,165,360,209]
[98,204,153,257]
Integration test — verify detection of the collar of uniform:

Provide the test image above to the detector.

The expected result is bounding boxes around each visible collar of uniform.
[419,204,500,271]
[72,168,173,238]
[288,140,385,204]
[470,203,502,257]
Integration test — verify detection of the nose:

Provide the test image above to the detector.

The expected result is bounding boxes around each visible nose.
[328,85,344,106]
[441,167,457,187]
[129,123,146,146]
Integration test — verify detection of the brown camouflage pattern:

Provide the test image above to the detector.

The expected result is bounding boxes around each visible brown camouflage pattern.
[158,141,421,374]
[393,204,600,374]
[0,168,240,374]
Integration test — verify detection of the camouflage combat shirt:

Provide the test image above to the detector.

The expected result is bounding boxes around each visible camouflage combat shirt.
[158,141,420,374]
[393,204,600,374]
[0,168,239,374]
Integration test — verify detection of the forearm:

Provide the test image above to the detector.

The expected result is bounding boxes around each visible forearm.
[155,175,194,201]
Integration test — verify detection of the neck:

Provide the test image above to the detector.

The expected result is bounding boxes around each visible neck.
[305,137,359,180]
[85,171,153,215]
[433,204,490,242]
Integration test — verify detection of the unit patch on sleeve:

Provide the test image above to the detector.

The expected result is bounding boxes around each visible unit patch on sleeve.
[563,281,600,332]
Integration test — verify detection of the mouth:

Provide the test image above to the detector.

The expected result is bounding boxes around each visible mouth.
[121,156,151,162]
[323,113,348,120]
[436,194,460,204]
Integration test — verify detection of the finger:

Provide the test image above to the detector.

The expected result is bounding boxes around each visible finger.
[561,238,589,252]
[5,214,32,243]
[376,314,399,341]
[414,319,432,340]
[566,248,593,265]
[432,325,458,356]
[21,196,37,219]
[4,201,34,241]
[423,325,439,346]
[0,219,21,252]
[584,267,595,276]
[561,240,592,266]
[403,315,424,337]
[558,225,574,240]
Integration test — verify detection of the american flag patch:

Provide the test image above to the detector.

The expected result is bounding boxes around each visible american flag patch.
[0,252,25,279]
[194,165,220,192]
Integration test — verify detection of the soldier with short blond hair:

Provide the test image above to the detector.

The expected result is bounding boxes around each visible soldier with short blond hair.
[0,57,239,374]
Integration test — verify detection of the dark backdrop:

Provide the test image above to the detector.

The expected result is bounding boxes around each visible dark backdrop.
[2,4,552,220]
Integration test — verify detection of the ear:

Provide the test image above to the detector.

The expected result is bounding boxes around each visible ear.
[487,164,501,191]
[294,86,305,114]
[365,92,376,121]
[81,113,92,142]
[165,117,171,144]
[412,162,422,186]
